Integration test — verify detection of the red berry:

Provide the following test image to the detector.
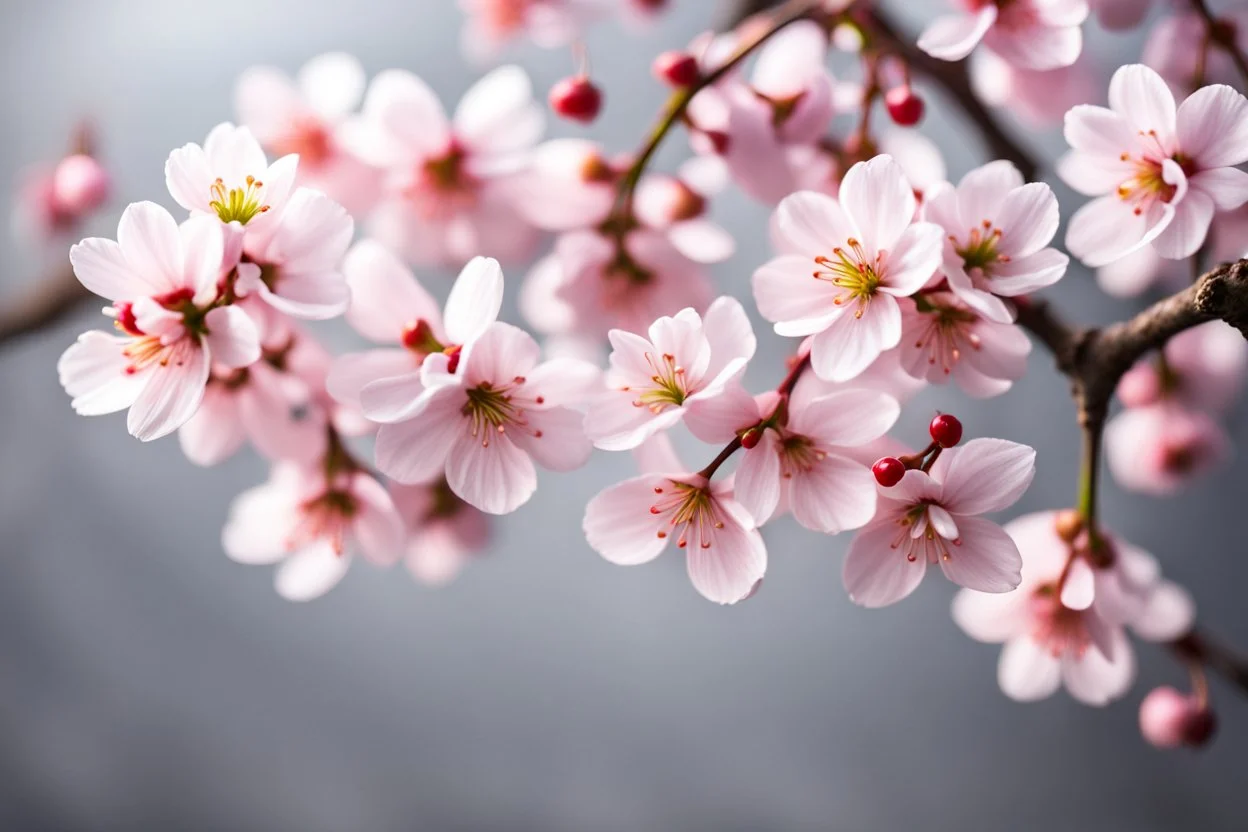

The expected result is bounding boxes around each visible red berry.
[740,427,763,449]
[872,457,906,488]
[929,413,963,448]
[549,76,603,123]
[704,130,730,155]
[653,51,700,86]
[884,85,925,127]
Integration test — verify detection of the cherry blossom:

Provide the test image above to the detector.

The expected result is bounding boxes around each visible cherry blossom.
[583,434,766,604]
[633,160,735,264]
[57,202,260,441]
[1105,403,1231,496]
[458,0,606,60]
[1115,321,1248,415]
[898,291,1031,397]
[329,246,504,420]
[953,511,1194,705]
[917,0,1088,70]
[223,464,405,601]
[686,384,900,533]
[1143,9,1248,94]
[585,296,756,451]
[390,479,491,586]
[165,122,298,241]
[925,160,1069,322]
[753,154,944,382]
[1061,64,1248,266]
[374,321,597,514]
[351,65,543,267]
[510,139,618,233]
[970,48,1097,128]
[521,229,714,339]
[234,52,381,215]
[843,438,1036,607]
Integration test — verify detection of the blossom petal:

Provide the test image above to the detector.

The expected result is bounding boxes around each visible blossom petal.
[791,389,900,448]
[203,306,261,369]
[790,452,877,533]
[772,190,858,256]
[69,238,143,301]
[1060,556,1096,610]
[350,473,405,565]
[444,256,505,345]
[937,515,1023,593]
[326,349,415,409]
[454,65,544,156]
[809,294,901,382]
[583,476,669,565]
[126,338,210,441]
[951,588,1027,643]
[1152,188,1214,260]
[342,240,443,344]
[275,543,351,602]
[843,520,928,608]
[1131,581,1196,642]
[1108,64,1176,136]
[221,478,298,565]
[117,201,184,295]
[916,8,997,62]
[510,405,592,472]
[1061,629,1136,706]
[996,182,1060,258]
[998,636,1063,702]
[1176,83,1248,169]
[733,432,783,526]
[179,384,245,466]
[685,515,767,605]
[57,331,146,416]
[298,52,366,119]
[445,431,537,515]
[931,437,1036,515]
[838,154,916,253]
[753,255,839,335]
[373,386,460,483]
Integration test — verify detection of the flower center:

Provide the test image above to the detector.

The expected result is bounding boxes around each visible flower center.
[1029,585,1092,658]
[649,480,726,549]
[462,377,544,445]
[622,352,689,413]
[954,220,1008,272]
[291,489,358,555]
[1116,135,1193,215]
[813,237,883,318]
[273,118,333,167]
[891,502,962,563]
[209,175,270,224]
[911,295,981,375]
[778,432,826,478]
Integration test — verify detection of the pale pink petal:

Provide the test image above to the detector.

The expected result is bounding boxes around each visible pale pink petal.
[454,65,544,156]
[460,321,540,387]
[684,382,759,444]
[1152,188,1214,260]
[203,306,261,369]
[583,476,669,566]
[298,52,366,119]
[996,182,1060,258]
[886,468,944,505]
[275,542,351,601]
[932,438,1036,515]
[350,473,405,565]
[233,66,302,143]
[326,349,415,408]
[445,430,537,515]
[1191,167,1248,212]
[179,384,245,466]
[1060,556,1096,611]
[585,396,685,452]
[701,296,756,381]
[1131,581,1196,642]
[792,389,900,448]
[984,23,1081,71]
[810,295,901,382]
[343,240,442,344]
[1109,64,1176,135]
[951,588,1027,643]
[957,160,1024,223]
[510,405,592,472]
[843,519,928,608]
[1056,149,1131,197]
[1066,194,1165,268]
[789,452,876,533]
[522,357,602,407]
[733,432,783,525]
[669,219,736,264]
[937,515,1023,593]
[1092,0,1149,30]
[69,238,144,301]
[1176,83,1248,169]
[916,8,997,62]
[117,201,184,294]
[360,69,450,162]
[998,636,1063,702]
[752,255,839,336]
[987,248,1069,295]
[203,123,269,185]
[373,386,461,483]
[259,272,351,320]
[221,477,299,565]
[1061,629,1135,706]
[179,216,228,304]
[685,514,767,605]
[771,190,858,256]
[360,371,429,424]
[237,367,326,464]
[881,223,945,296]
[838,154,916,253]
[165,143,214,213]
[632,433,686,476]
[1063,105,1136,163]
[127,338,210,441]
[57,331,146,415]
[751,19,828,98]
[443,256,505,345]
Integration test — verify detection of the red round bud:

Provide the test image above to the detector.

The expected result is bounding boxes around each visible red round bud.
[704,130,731,155]
[872,457,906,488]
[1139,686,1217,749]
[884,85,925,127]
[929,413,963,448]
[549,76,603,124]
[740,427,763,449]
[653,50,700,86]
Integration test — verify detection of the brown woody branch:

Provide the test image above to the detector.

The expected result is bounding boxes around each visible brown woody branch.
[0,265,90,346]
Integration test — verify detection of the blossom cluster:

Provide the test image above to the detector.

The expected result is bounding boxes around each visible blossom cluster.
[36,0,1248,748]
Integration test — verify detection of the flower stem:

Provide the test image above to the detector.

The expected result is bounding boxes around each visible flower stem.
[1075,414,1105,555]
[1191,0,1248,87]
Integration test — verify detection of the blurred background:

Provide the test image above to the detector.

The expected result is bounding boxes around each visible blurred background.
[2,1,1247,829]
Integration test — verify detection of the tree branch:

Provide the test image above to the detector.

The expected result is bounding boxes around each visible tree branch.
[0,265,90,347]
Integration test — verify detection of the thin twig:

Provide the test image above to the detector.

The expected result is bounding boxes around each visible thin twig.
[0,265,90,346]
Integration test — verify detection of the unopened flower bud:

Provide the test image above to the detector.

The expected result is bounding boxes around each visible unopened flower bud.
[549,76,603,124]
[740,427,763,449]
[653,50,700,86]
[872,457,906,487]
[1139,686,1217,749]
[884,85,925,127]
[1053,509,1083,543]
[929,413,962,448]
[52,154,110,217]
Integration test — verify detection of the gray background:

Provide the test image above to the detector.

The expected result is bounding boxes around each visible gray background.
[2,1,1246,830]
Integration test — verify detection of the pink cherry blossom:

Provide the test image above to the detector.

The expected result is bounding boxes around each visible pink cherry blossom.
[583,434,766,604]
[374,321,596,514]
[791,344,928,406]
[1105,402,1231,495]
[586,297,756,451]
[687,384,900,532]
[329,246,504,423]
[458,0,606,60]
[843,438,1036,607]
[1061,64,1248,266]
[521,228,714,339]
[165,123,298,240]
[1116,321,1248,414]
[753,154,945,382]
[58,202,260,441]
[351,66,543,267]
[389,479,491,586]
[510,139,618,232]
[925,161,1068,322]
[633,160,735,264]
[970,48,1098,128]
[953,511,1194,705]
[236,186,354,320]
[918,0,1088,70]
[1143,10,1248,94]
[234,52,382,216]
[898,291,1031,397]
[223,464,405,601]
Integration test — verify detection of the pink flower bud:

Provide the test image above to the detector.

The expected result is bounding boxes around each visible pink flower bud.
[1117,364,1161,407]
[884,86,925,127]
[653,51,700,86]
[52,154,110,216]
[1139,686,1217,749]
[549,76,603,124]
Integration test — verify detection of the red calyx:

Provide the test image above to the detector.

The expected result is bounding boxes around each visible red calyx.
[929,413,963,448]
[549,76,603,124]
[884,85,925,127]
[872,457,906,487]
[653,51,700,87]
[114,302,144,336]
